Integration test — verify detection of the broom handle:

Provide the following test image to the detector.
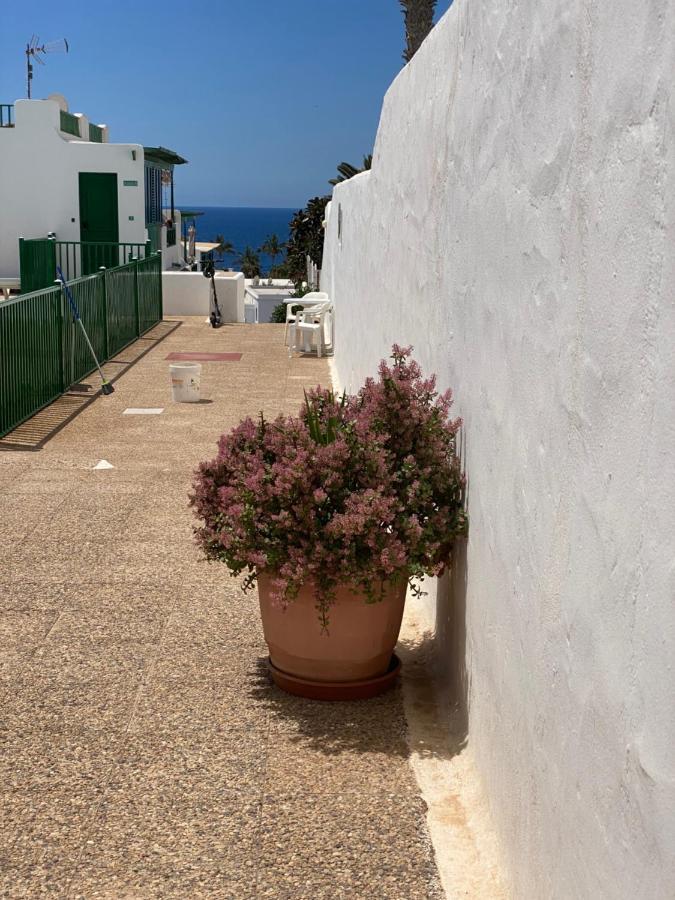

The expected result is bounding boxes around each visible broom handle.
[56,267,107,381]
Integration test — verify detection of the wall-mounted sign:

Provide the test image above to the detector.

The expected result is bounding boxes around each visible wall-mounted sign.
[123,179,138,187]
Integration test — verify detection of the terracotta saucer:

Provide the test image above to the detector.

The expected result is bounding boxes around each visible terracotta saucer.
[268,654,401,701]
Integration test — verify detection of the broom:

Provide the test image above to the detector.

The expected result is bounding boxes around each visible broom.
[56,266,114,395]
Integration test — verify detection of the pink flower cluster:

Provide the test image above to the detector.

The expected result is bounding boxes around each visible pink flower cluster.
[190,346,467,625]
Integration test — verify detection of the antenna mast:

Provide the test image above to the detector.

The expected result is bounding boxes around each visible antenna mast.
[25,36,69,99]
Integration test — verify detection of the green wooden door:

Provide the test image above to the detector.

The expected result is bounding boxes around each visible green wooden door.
[79,173,119,275]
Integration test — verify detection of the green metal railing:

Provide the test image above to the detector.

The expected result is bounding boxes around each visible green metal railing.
[19,237,152,290]
[55,240,151,281]
[59,109,80,137]
[0,104,14,127]
[18,238,57,294]
[89,123,104,142]
[147,223,162,253]
[0,254,163,438]
[166,225,176,247]
[0,285,63,437]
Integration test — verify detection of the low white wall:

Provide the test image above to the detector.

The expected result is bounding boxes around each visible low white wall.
[160,209,184,270]
[0,99,146,277]
[162,271,245,322]
[322,1,675,897]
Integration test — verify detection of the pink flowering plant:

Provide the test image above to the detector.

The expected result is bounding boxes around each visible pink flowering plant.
[190,346,467,627]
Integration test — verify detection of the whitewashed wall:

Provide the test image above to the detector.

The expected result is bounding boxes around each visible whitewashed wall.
[322,1,675,897]
[162,271,245,322]
[0,99,146,277]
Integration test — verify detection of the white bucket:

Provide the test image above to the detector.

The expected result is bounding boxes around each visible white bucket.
[170,363,201,403]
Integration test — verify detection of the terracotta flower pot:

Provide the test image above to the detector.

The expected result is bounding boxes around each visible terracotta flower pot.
[258,572,407,690]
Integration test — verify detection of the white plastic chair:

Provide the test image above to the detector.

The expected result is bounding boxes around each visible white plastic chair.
[292,303,334,358]
[284,292,330,344]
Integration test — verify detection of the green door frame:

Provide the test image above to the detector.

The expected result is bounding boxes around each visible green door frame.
[78,172,120,275]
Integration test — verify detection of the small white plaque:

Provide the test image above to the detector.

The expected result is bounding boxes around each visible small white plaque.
[123,408,164,415]
[93,459,114,470]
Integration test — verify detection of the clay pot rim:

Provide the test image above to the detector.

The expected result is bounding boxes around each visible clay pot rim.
[257,569,409,595]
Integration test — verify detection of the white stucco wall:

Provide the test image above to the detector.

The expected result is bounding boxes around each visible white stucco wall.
[162,271,245,322]
[159,209,184,270]
[322,1,675,897]
[0,99,147,277]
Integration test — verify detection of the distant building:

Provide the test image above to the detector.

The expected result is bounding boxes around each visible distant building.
[0,94,186,289]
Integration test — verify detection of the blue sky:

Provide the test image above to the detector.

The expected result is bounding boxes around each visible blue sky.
[0,0,451,207]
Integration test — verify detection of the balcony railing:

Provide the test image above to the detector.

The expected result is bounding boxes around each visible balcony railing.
[0,104,14,127]
[89,123,104,143]
[59,109,80,137]
[1,254,163,439]
[18,236,152,290]
[147,223,162,253]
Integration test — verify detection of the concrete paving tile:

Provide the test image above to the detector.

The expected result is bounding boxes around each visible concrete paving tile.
[0,727,122,791]
[0,858,75,899]
[4,544,188,585]
[0,608,60,652]
[264,733,411,796]
[108,725,268,798]
[27,640,156,684]
[0,579,179,614]
[46,607,168,646]
[45,496,138,541]
[128,676,269,732]
[0,677,141,733]
[258,792,443,900]
[0,493,70,545]
[68,795,260,900]
[0,609,60,675]
[259,675,409,749]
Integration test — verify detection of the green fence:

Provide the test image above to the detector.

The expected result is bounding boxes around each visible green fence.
[89,123,104,143]
[60,109,80,137]
[54,240,151,282]
[0,254,163,438]
[19,237,152,290]
[18,238,57,294]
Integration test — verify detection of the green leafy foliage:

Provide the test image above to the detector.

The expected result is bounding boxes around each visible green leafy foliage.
[285,196,330,283]
[400,0,438,62]
[238,246,261,278]
[329,154,373,186]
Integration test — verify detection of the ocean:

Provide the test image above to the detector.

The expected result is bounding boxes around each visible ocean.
[180,206,297,274]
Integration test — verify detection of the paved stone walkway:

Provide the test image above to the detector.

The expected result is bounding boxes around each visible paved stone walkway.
[0,321,443,899]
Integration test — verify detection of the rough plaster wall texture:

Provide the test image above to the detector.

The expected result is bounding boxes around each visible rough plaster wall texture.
[323,1,675,897]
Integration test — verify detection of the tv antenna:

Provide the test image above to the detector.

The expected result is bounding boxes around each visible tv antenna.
[25,36,69,99]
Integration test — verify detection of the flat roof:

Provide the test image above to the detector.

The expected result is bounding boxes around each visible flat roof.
[144,146,188,166]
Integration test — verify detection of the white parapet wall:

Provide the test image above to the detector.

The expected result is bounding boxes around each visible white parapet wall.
[162,271,245,322]
[322,1,675,897]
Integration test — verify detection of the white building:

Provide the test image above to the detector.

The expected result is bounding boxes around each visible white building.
[0,94,186,289]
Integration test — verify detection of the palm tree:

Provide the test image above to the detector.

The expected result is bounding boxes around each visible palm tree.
[238,246,261,279]
[329,154,373,186]
[259,233,285,280]
[215,234,237,266]
[399,0,437,62]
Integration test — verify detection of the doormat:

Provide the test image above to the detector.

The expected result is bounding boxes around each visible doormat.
[165,352,242,362]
